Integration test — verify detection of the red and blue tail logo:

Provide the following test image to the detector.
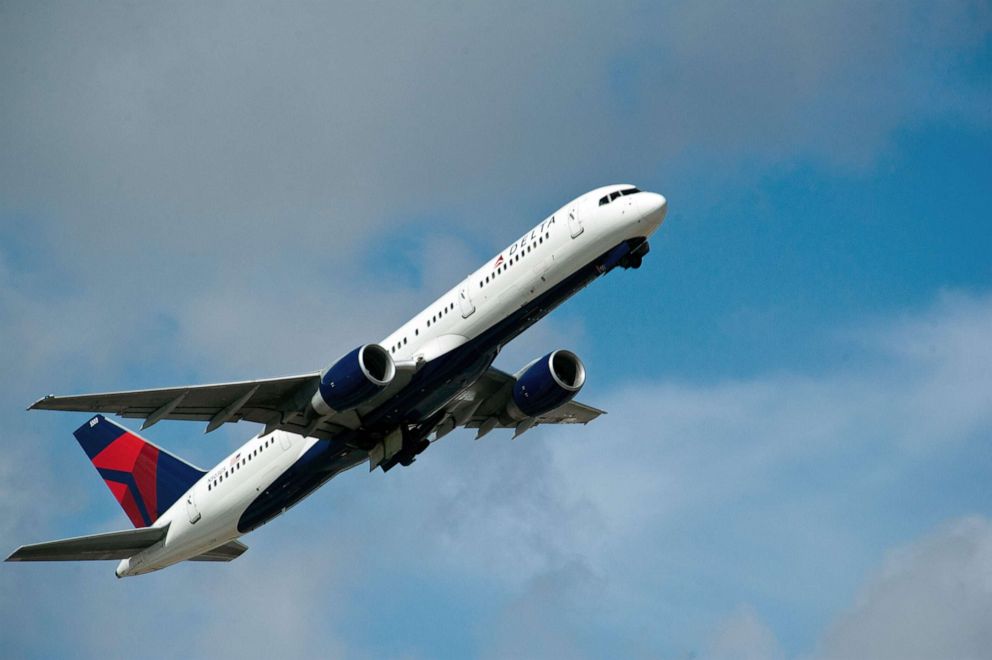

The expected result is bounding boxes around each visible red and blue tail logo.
[73,415,205,528]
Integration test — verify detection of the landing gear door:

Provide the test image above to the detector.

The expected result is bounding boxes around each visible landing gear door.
[568,206,583,238]
[186,490,201,524]
[459,286,476,318]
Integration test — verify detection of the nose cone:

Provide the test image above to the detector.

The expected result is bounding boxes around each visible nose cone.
[637,192,667,232]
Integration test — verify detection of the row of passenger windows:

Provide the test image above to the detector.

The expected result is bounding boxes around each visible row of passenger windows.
[599,187,641,206]
[480,231,552,288]
[389,300,457,354]
[388,226,553,355]
[207,436,278,491]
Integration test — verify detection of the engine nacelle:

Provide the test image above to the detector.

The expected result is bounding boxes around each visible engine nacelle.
[508,349,586,420]
[311,344,396,416]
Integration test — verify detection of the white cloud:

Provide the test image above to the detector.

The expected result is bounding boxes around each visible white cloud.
[1,287,989,657]
[2,1,987,285]
[707,605,784,660]
[642,1,992,170]
[0,2,990,656]
[442,290,992,654]
[1,0,986,388]
[814,516,992,660]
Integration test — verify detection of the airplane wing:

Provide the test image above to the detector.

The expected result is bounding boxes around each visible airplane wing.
[6,525,168,561]
[28,373,328,436]
[29,364,603,441]
[438,366,605,438]
[28,363,424,440]
[188,540,248,562]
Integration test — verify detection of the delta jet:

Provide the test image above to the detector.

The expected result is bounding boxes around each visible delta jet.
[7,185,666,576]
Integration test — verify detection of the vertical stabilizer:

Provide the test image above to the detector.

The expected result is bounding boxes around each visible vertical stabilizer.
[73,415,205,527]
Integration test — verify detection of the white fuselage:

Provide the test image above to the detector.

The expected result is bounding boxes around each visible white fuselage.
[116,185,666,576]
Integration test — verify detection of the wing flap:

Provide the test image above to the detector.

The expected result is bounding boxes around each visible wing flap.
[535,400,605,424]
[6,525,168,562]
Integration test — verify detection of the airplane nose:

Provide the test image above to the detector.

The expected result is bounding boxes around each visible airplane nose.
[638,192,667,230]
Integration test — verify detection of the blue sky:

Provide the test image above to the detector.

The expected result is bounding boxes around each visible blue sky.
[1,2,990,658]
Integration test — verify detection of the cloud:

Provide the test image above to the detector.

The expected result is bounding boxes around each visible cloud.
[447,290,992,655]
[1,0,986,386]
[1,287,989,657]
[700,515,992,660]
[638,1,991,170]
[0,2,989,657]
[707,605,784,660]
[814,516,992,660]
[2,282,989,657]
[2,1,987,270]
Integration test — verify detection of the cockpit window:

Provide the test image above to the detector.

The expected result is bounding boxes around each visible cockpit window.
[599,187,642,206]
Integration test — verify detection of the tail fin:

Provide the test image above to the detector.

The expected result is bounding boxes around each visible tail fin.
[73,415,205,528]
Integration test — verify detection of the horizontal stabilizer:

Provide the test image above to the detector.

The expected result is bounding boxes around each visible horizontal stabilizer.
[6,525,168,562]
[188,540,248,562]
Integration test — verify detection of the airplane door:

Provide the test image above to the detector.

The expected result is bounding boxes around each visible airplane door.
[568,207,583,238]
[458,286,476,318]
[186,490,201,524]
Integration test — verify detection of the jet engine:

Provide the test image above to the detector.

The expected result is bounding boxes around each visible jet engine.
[507,349,586,419]
[311,344,395,416]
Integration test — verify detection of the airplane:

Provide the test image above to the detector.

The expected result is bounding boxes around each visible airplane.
[7,184,667,577]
